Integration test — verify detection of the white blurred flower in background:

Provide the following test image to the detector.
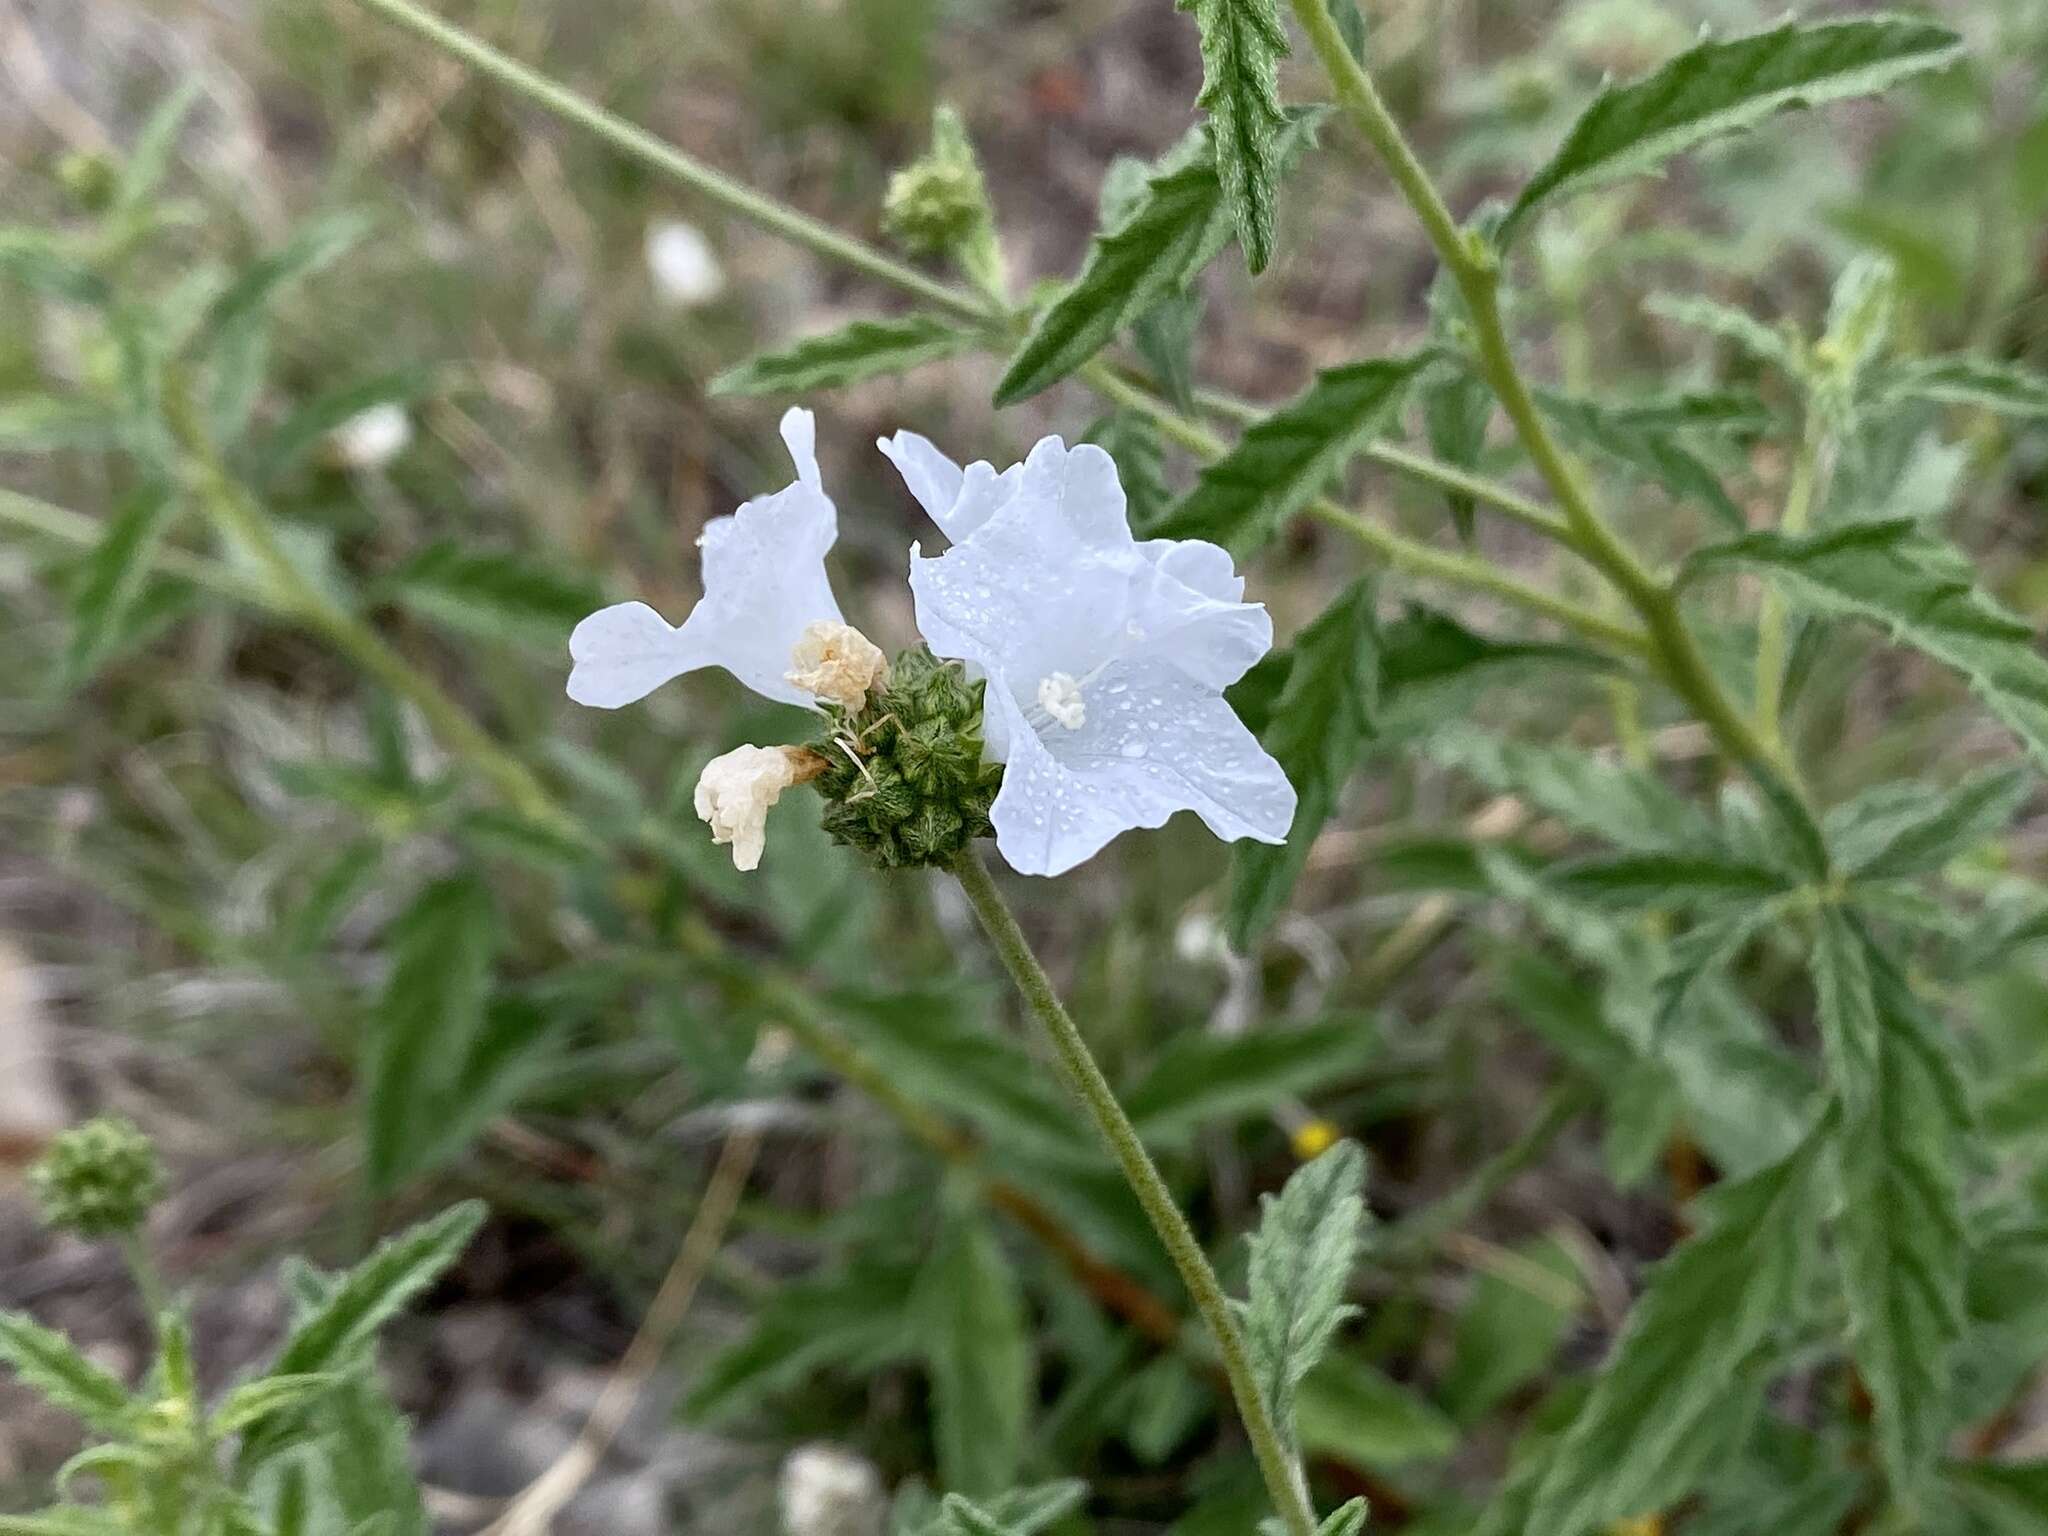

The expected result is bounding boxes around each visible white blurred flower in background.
[328,402,413,470]
[778,1442,884,1536]
[645,219,726,307]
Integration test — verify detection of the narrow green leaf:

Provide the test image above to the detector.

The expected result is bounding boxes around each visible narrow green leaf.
[1178,0,1291,274]
[1314,1498,1370,1536]
[63,480,181,684]
[1156,354,1431,553]
[363,876,501,1196]
[1125,1017,1376,1142]
[379,541,601,649]
[212,1373,341,1436]
[1240,1141,1369,1451]
[1296,1352,1458,1469]
[995,113,1321,403]
[1504,15,1965,240]
[685,1256,919,1420]
[1226,579,1380,948]
[939,1495,1021,1536]
[1600,388,1773,437]
[1825,919,1971,1504]
[1647,292,1799,373]
[1427,725,1722,856]
[116,82,203,210]
[1825,767,2030,881]
[1421,368,1492,539]
[712,313,985,396]
[269,1202,484,1377]
[914,1482,1085,1536]
[1681,520,2048,771]
[257,368,440,481]
[0,1312,134,1434]
[921,1212,1032,1499]
[1525,1134,1826,1536]
[0,395,125,452]
[1536,389,1743,528]
[0,1512,126,1536]
[1134,290,1203,414]
[1440,1234,1582,1422]
[1887,355,2048,418]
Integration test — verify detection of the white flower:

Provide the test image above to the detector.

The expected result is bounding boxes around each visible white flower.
[786,619,889,710]
[895,433,1296,877]
[778,1442,883,1536]
[645,219,725,306]
[329,403,412,469]
[695,744,808,871]
[568,407,846,709]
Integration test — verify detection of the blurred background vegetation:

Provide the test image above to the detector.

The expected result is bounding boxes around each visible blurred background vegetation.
[1,0,2044,1530]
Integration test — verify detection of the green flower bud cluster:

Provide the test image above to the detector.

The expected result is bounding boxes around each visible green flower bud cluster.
[29,1116,165,1239]
[809,647,1003,869]
[883,105,1004,296]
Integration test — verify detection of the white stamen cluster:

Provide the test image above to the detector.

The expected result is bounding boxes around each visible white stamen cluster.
[1036,670,1086,730]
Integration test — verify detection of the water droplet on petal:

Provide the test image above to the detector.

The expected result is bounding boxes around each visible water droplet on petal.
[1120,741,1148,759]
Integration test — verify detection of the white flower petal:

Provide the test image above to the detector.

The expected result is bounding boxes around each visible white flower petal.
[567,407,845,711]
[879,430,1022,544]
[1138,536,1245,602]
[567,600,706,708]
[1013,437,1132,551]
[989,660,1295,876]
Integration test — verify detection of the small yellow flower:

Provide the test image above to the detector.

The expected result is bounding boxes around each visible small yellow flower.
[1292,1119,1341,1162]
[1609,1515,1662,1536]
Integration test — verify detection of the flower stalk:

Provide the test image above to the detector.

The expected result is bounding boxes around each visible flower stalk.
[949,848,1320,1536]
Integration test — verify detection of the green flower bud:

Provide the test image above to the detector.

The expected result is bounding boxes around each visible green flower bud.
[883,106,1004,296]
[29,1116,165,1240]
[809,647,1001,870]
[57,151,121,214]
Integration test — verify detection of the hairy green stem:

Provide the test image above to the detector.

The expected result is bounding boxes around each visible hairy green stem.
[1754,409,1826,748]
[951,849,1320,1536]
[1284,0,1798,789]
[159,374,566,829]
[352,0,987,324]
[1083,363,1651,656]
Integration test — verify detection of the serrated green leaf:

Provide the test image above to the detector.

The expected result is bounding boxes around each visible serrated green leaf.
[1124,1017,1376,1143]
[0,1312,134,1434]
[995,113,1321,403]
[1825,767,2030,881]
[63,480,181,684]
[1525,1134,1826,1536]
[938,1495,1018,1536]
[1427,725,1723,856]
[711,313,985,396]
[1240,1141,1368,1452]
[1536,389,1743,528]
[269,1203,484,1379]
[379,541,601,649]
[912,1482,1086,1536]
[1549,851,1791,909]
[1681,520,2048,772]
[1825,917,1971,1504]
[921,1211,1032,1499]
[1134,290,1203,415]
[1178,0,1290,274]
[1503,15,1964,241]
[1156,355,1431,553]
[1226,579,1379,947]
[1315,1498,1370,1536]
[1647,292,1800,373]
[213,1373,341,1436]
[1887,355,2048,418]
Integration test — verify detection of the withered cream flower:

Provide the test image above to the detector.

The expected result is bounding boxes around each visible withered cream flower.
[786,619,889,710]
[694,744,809,871]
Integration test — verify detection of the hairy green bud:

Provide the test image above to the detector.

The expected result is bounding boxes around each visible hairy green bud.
[30,1116,165,1239]
[883,105,1004,295]
[809,647,1001,870]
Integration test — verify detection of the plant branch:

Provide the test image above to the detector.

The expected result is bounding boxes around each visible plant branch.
[951,848,1320,1536]
[351,0,989,324]
[1283,0,1799,790]
[1082,362,1651,656]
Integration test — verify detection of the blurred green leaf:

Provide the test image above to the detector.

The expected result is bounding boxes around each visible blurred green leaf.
[62,480,182,685]
[1503,16,1965,241]
[0,1312,134,1435]
[379,541,601,649]
[1682,520,2048,772]
[712,313,985,396]
[1440,1234,1582,1422]
[1825,767,2031,881]
[920,1209,1032,1498]
[1124,1017,1376,1144]
[1535,389,1742,528]
[1525,1133,1825,1536]
[1887,355,2048,418]
[1296,1351,1457,1469]
[1157,356,1430,554]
